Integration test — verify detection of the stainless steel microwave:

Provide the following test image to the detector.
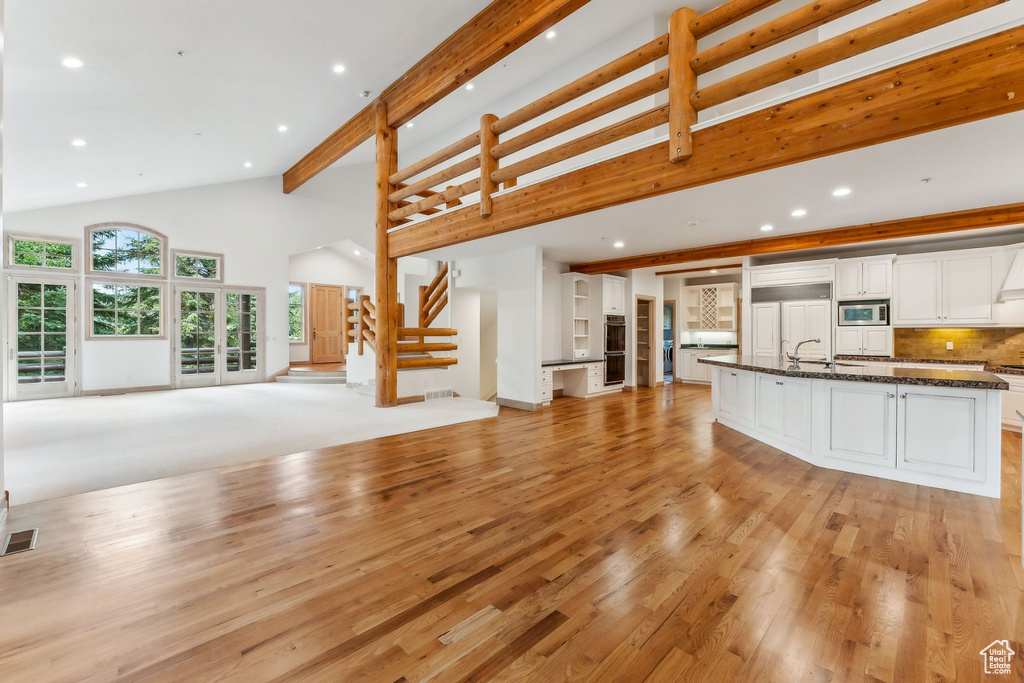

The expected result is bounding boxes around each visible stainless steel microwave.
[838,300,889,326]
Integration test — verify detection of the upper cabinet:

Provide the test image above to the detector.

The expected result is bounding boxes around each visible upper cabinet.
[684,283,737,331]
[561,273,591,359]
[893,249,997,326]
[835,257,892,300]
[599,275,626,315]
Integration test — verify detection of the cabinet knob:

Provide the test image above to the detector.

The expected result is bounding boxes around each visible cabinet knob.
[730,372,737,376]
[776,381,784,386]
[888,393,895,398]
[900,393,907,399]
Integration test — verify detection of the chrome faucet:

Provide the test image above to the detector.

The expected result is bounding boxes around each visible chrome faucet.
[790,338,821,364]
[696,335,704,349]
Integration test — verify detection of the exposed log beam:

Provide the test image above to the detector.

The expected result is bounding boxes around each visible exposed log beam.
[388,27,1024,258]
[569,202,1024,274]
[283,0,593,194]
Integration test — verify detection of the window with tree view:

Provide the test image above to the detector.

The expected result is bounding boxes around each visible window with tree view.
[175,253,220,280]
[17,283,69,384]
[92,283,162,336]
[11,239,74,269]
[90,227,162,275]
[289,284,304,342]
[226,292,258,372]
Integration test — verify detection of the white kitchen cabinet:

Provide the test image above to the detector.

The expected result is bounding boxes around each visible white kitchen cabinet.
[561,273,591,359]
[684,283,737,331]
[680,350,731,383]
[943,252,996,324]
[836,257,892,300]
[997,374,1024,431]
[716,367,755,428]
[834,326,892,356]
[822,382,897,467]
[897,384,986,481]
[751,303,779,363]
[599,275,626,315]
[782,301,831,359]
[893,249,996,326]
[754,374,812,451]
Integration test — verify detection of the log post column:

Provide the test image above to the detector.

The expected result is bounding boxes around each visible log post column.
[480,114,499,216]
[374,102,399,407]
[669,7,698,163]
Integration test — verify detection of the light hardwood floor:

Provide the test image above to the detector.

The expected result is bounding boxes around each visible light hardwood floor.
[0,383,1021,682]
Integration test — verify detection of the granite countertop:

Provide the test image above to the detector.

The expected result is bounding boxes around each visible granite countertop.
[989,365,1024,377]
[541,358,599,367]
[698,354,1009,390]
[833,355,1024,377]
[679,344,740,350]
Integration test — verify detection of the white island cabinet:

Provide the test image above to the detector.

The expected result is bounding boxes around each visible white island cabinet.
[702,356,1005,498]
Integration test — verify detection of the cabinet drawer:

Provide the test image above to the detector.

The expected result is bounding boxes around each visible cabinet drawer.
[540,385,553,401]
[541,368,553,382]
[587,364,602,377]
[573,349,588,359]
[588,377,604,393]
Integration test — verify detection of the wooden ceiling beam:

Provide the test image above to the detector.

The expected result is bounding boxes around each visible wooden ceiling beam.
[387,26,1024,258]
[282,0,593,194]
[568,202,1024,274]
[654,264,742,276]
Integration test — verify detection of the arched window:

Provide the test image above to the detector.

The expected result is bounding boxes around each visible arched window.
[86,223,166,277]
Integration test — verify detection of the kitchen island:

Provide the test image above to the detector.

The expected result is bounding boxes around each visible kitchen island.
[698,355,1008,497]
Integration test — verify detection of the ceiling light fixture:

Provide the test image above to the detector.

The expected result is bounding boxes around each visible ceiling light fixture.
[62,56,84,68]
[791,208,807,217]
[71,139,87,147]
[686,220,700,227]
[243,162,253,168]
[277,125,288,132]
[333,64,346,74]
[613,241,625,248]
[710,269,719,274]
[406,122,414,128]
[832,187,852,197]
[546,30,557,39]
[465,83,475,91]
[761,224,774,232]
[76,182,88,188]
[354,250,361,256]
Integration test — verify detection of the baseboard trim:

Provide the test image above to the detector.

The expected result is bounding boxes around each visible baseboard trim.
[655,380,665,387]
[622,385,637,393]
[0,491,9,525]
[82,384,172,397]
[398,395,425,405]
[553,389,564,399]
[497,397,541,412]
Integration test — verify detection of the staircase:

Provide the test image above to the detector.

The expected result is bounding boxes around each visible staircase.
[276,367,348,384]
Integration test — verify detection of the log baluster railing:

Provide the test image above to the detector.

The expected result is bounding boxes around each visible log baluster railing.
[419,262,450,330]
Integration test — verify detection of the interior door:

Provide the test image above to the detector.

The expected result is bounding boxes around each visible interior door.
[310,285,345,364]
[176,286,220,388]
[7,276,78,401]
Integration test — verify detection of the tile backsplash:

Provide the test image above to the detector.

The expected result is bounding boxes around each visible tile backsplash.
[894,328,1024,365]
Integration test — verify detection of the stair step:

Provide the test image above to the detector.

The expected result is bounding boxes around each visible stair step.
[276,375,348,384]
[288,369,346,378]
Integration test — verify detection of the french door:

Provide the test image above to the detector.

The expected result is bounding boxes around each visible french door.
[174,286,263,388]
[7,275,78,400]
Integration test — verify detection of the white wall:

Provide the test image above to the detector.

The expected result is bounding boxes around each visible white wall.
[541,259,568,361]
[448,288,482,399]
[288,247,373,363]
[455,246,542,407]
[479,289,498,400]
[4,166,375,391]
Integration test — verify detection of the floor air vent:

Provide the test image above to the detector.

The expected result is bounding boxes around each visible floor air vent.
[1,529,39,556]
[424,388,454,401]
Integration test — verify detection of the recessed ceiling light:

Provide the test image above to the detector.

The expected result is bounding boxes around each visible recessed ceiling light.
[277,125,288,132]
[686,220,700,227]
[315,246,324,250]
[613,241,625,248]
[761,224,774,232]
[546,30,557,39]
[62,56,84,69]
[465,83,475,91]
[406,122,414,128]
[71,139,87,147]
[710,269,719,274]
[333,64,346,74]
[243,162,253,168]
[354,250,361,256]
[832,187,852,197]
[791,208,807,217]
[76,182,88,188]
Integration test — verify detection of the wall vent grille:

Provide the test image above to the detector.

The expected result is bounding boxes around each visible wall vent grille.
[2,529,39,556]
[424,388,454,401]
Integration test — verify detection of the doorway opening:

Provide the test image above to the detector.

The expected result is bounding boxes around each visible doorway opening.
[636,296,656,387]
[175,286,264,388]
[664,300,675,382]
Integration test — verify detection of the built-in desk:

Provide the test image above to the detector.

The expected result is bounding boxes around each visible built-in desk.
[540,360,621,405]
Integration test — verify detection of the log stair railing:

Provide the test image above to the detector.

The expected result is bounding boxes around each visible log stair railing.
[380,0,1006,226]
[347,263,458,371]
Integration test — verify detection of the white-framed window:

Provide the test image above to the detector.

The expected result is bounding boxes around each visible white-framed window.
[172,250,224,282]
[289,283,305,343]
[87,278,165,339]
[5,234,80,272]
[86,223,167,277]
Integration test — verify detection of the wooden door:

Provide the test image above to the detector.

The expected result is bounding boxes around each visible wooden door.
[310,285,345,364]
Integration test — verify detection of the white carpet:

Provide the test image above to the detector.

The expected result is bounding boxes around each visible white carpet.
[4,383,499,503]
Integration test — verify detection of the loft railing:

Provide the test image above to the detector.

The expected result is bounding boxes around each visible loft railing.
[419,261,450,329]
[383,0,1004,226]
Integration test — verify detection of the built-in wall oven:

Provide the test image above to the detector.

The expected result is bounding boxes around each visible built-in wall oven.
[604,315,625,385]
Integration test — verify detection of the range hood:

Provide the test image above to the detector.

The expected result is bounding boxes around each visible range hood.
[999,249,1024,302]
